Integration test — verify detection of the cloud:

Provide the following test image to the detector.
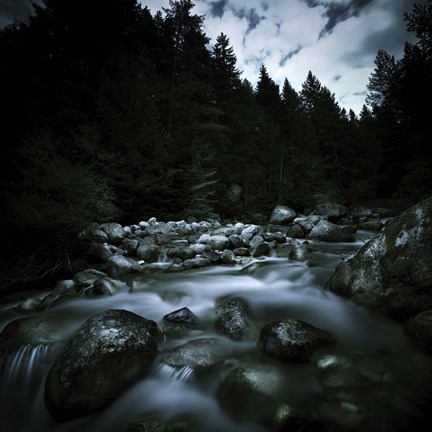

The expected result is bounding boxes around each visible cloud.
[232,7,266,35]
[279,45,303,66]
[332,74,342,82]
[319,0,374,38]
[208,0,229,18]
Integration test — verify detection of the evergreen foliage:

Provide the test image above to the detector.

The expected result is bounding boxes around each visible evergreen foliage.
[0,0,431,285]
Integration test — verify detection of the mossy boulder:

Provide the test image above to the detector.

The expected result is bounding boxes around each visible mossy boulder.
[326,197,432,321]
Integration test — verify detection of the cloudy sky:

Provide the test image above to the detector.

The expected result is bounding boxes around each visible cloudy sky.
[1,0,423,114]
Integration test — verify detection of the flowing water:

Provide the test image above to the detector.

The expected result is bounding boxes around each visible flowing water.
[0,231,431,432]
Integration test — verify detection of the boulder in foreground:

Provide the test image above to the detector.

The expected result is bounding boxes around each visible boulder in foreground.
[326,197,432,321]
[44,309,158,420]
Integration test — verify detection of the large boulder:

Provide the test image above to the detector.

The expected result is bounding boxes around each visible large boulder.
[270,206,297,225]
[326,197,432,321]
[308,220,356,242]
[44,309,158,420]
[207,235,231,251]
[258,319,334,363]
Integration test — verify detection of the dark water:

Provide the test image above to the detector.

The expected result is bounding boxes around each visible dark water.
[0,231,431,432]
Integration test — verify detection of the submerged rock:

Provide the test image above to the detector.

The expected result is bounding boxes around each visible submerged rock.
[326,197,432,321]
[258,319,334,363]
[0,314,71,352]
[404,310,432,353]
[44,309,158,420]
[128,410,165,432]
[216,362,284,425]
[163,307,198,327]
[160,337,231,373]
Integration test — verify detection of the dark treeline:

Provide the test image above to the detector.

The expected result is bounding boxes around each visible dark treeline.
[0,0,431,286]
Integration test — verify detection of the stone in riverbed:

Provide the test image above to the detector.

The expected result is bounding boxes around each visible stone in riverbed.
[258,319,335,363]
[207,235,231,251]
[404,310,432,353]
[163,307,198,327]
[326,197,432,321]
[315,202,348,222]
[106,255,141,278]
[249,241,271,257]
[214,297,256,341]
[308,220,356,242]
[136,245,161,263]
[160,337,231,373]
[100,222,126,244]
[216,362,285,425]
[44,309,158,420]
[270,206,297,225]
[73,269,107,287]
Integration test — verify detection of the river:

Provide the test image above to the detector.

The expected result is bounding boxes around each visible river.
[1,229,431,432]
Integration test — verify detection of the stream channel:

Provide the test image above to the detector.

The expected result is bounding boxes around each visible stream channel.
[0,228,431,432]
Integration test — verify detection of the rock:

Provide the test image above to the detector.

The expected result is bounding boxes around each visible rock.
[233,247,250,256]
[163,307,198,327]
[44,309,158,420]
[78,223,108,243]
[106,255,141,278]
[289,242,312,261]
[86,243,113,262]
[122,239,139,256]
[148,217,157,225]
[258,319,334,363]
[136,245,160,263]
[92,277,118,296]
[270,206,297,225]
[221,249,236,264]
[228,234,247,249]
[212,227,235,236]
[128,410,165,432]
[404,311,432,353]
[249,242,271,257]
[351,207,373,219]
[52,280,76,297]
[207,235,230,251]
[241,225,260,241]
[216,362,283,424]
[73,269,107,287]
[326,197,432,321]
[234,222,245,234]
[100,222,126,244]
[161,338,231,373]
[250,235,265,248]
[202,250,222,264]
[308,220,356,242]
[189,243,209,255]
[0,314,71,351]
[315,202,348,221]
[182,257,211,270]
[273,404,314,432]
[214,297,256,341]
[164,413,201,432]
[285,224,305,239]
[197,233,211,244]
[294,215,323,233]
[166,246,195,261]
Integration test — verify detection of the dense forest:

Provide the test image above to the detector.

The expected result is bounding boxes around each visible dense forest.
[0,0,431,288]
